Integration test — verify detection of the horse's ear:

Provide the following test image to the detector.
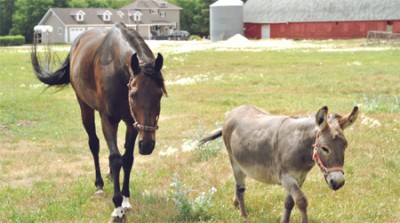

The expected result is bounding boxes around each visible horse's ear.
[339,106,359,129]
[316,106,328,130]
[130,53,141,75]
[155,53,163,71]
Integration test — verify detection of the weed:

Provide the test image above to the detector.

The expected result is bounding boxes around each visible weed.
[360,94,400,113]
[193,122,223,161]
[169,173,217,221]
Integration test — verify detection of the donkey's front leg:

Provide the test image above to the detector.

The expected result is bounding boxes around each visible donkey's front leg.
[281,174,308,223]
[281,193,295,223]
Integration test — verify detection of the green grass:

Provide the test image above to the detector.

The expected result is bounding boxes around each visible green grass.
[0,41,399,222]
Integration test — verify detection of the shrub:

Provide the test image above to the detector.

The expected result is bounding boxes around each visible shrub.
[189,35,203,41]
[0,35,25,46]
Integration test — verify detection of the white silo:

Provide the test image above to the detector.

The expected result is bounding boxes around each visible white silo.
[210,0,244,42]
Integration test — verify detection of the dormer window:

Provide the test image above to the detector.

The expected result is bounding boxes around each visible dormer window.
[117,11,124,18]
[71,10,86,22]
[160,3,167,8]
[77,14,84,21]
[133,11,142,22]
[96,10,112,22]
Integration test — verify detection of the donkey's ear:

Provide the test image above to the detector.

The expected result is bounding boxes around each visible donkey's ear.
[155,53,163,71]
[339,106,359,129]
[130,53,141,75]
[316,106,329,130]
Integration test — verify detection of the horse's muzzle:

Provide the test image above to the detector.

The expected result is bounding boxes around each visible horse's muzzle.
[326,172,345,191]
[139,140,155,155]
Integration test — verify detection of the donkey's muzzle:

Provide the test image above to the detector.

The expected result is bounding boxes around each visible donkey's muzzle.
[139,140,155,155]
[327,172,345,191]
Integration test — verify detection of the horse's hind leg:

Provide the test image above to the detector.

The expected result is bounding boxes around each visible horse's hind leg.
[121,122,138,210]
[77,98,104,193]
[230,157,248,219]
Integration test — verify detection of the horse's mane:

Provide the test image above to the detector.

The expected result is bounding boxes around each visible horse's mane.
[116,23,165,89]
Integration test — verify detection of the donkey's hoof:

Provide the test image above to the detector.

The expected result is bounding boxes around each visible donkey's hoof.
[233,199,239,208]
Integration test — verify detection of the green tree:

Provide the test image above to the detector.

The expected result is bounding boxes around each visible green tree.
[10,0,53,43]
[67,0,125,8]
[0,0,17,35]
[169,0,217,37]
[191,0,216,37]
[169,0,198,35]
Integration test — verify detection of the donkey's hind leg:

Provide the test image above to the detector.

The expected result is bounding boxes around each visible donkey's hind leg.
[230,157,248,219]
[77,98,104,194]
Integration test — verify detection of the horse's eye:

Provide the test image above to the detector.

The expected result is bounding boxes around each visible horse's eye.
[321,146,330,154]
[130,91,137,99]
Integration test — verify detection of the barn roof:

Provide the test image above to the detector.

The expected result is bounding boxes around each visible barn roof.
[244,0,400,23]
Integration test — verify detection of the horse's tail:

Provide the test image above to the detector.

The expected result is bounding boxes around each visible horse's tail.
[198,128,223,146]
[30,41,71,87]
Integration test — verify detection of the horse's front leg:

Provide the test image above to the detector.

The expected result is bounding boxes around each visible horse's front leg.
[100,114,125,222]
[121,123,138,210]
[281,174,308,223]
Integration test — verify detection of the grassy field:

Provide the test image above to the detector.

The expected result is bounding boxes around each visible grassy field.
[0,40,399,223]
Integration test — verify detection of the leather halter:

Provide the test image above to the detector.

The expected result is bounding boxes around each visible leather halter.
[128,75,159,132]
[312,134,344,177]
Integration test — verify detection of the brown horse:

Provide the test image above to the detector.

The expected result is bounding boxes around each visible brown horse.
[199,105,358,223]
[31,23,167,222]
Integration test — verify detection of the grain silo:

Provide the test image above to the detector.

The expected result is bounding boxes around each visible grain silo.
[210,0,244,42]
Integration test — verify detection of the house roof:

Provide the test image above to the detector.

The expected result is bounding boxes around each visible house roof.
[121,0,181,10]
[40,8,130,25]
[244,0,400,24]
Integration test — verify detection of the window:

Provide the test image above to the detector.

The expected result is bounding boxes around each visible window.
[150,9,157,14]
[58,27,62,35]
[77,14,84,21]
[134,11,142,22]
[103,14,111,21]
[160,11,166,17]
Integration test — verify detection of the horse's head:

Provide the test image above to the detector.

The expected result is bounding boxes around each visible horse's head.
[128,52,167,155]
[313,106,358,190]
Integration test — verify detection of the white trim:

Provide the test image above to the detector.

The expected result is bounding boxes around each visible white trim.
[38,9,66,26]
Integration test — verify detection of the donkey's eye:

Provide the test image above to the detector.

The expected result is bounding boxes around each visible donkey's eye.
[321,146,330,154]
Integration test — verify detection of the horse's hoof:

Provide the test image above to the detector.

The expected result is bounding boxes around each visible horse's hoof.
[94,189,105,197]
[122,196,132,210]
[108,215,126,223]
[110,207,126,223]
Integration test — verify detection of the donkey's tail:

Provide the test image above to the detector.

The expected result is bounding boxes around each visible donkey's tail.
[30,41,71,87]
[198,128,223,146]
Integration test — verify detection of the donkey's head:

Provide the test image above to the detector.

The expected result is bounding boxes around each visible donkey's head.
[313,106,358,190]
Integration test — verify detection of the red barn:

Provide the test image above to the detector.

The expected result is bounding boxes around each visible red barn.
[244,0,400,39]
